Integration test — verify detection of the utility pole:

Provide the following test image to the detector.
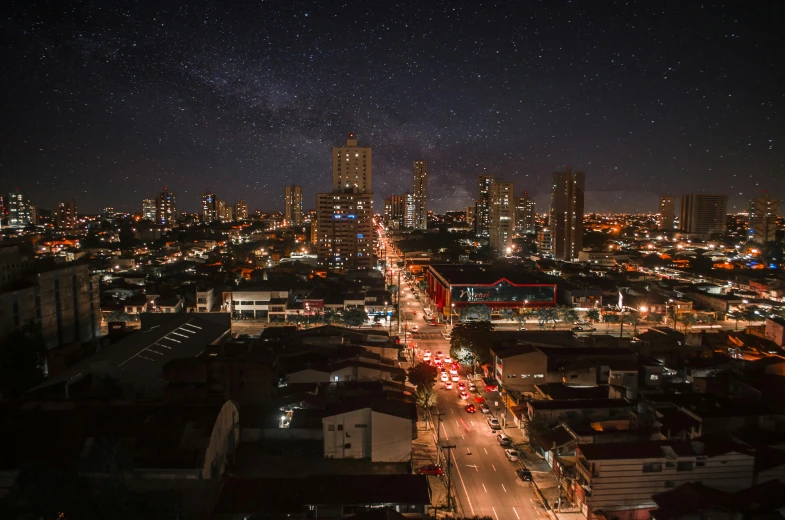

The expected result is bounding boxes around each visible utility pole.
[441,443,457,512]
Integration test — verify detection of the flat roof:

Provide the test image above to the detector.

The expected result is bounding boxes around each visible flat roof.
[428,264,556,286]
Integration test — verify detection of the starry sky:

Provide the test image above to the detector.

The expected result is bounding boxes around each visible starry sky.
[2,0,784,215]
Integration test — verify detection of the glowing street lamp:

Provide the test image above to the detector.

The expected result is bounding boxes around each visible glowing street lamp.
[450,303,455,327]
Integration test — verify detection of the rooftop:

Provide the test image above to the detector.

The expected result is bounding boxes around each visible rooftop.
[428,263,556,286]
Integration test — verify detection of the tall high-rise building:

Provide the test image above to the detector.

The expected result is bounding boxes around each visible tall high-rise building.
[332,134,372,193]
[202,191,219,223]
[680,194,727,236]
[235,200,249,220]
[475,175,495,237]
[403,192,416,229]
[748,191,777,244]
[515,191,536,234]
[658,195,676,231]
[155,187,177,226]
[6,191,32,229]
[285,185,303,225]
[413,160,428,230]
[316,134,374,269]
[536,228,553,257]
[56,201,77,229]
[490,181,515,253]
[549,169,585,261]
[142,199,156,220]
[216,199,233,221]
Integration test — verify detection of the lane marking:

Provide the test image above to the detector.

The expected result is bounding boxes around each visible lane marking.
[441,423,449,440]
[484,448,488,455]
[501,483,507,493]
[513,507,520,519]
[492,506,500,520]
[451,449,475,516]
[462,435,465,440]
[482,483,487,493]
[492,464,496,472]
[455,421,460,428]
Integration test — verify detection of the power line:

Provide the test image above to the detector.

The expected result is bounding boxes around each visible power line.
[440,443,457,512]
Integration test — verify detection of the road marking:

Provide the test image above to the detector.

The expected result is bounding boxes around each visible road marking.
[462,435,465,440]
[451,450,475,516]
[492,506,500,520]
[455,421,460,428]
[484,448,488,454]
[441,423,449,440]
[513,507,520,519]
[482,483,487,493]
[491,464,496,472]
[501,483,507,492]
[471,420,475,426]
[466,447,471,455]
[466,464,479,471]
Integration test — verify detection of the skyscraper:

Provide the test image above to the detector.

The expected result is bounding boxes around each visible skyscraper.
[142,199,156,220]
[155,187,177,225]
[413,160,428,230]
[6,191,32,228]
[285,185,303,225]
[748,191,777,244]
[679,194,727,236]
[549,169,585,261]
[316,134,374,269]
[56,200,77,229]
[658,195,675,230]
[403,192,416,229]
[202,191,219,223]
[490,181,515,253]
[332,134,372,193]
[475,175,495,237]
[235,200,249,220]
[515,191,536,234]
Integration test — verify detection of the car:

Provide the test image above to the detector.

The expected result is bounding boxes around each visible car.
[488,418,501,430]
[479,402,490,413]
[465,404,476,413]
[441,372,449,382]
[436,351,444,359]
[459,391,469,400]
[516,468,533,481]
[497,434,512,446]
[571,326,584,331]
[451,374,460,382]
[457,382,466,391]
[415,294,420,299]
[424,350,431,357]
[504,449,519,462]
[411,325,419,332]
[419,464,443,476]
[469,383,477,392]
[444,355,451,363]
[518,326,527,331]
[449,367,458,375]
[445,381,453,390]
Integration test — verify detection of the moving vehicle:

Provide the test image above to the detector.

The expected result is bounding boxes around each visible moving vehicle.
[457,382,466,391]
[480,403,490,413]
[441,372,449,382]
[469,383,477,392]
[488,418,501,430]
[444,355,452,363]
[516,468,533,481]
[436,351,444,359]
[504,449,519,462]
[411,325,419,332]
[449,367,458,375]
[465,404,476,413]
[451,374,460,382]
[483,378,498,392]
[459,391,469,400]
[419,464,443,476]
[445,381,453,390]
[497,434,512,446]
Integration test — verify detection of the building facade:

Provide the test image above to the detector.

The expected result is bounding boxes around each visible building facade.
[322,403,415,463]
[679,194,727,236]
[550,169,585,261]
[56,200,77,229]
[659,195,676,231]
[747,191,777,244]
[475,175,495,237]
[489,180,515,253]
[315,191,374,270]
[155,187,177,226]
[332,134,372,193]
[202,192,219,223]
[6,191,32,229]
[235,200,249,220]
[403,192,415,229]
[516,191,536,234]
[413,160,428,230]
[142,199,156,220]
[285,185,303,226]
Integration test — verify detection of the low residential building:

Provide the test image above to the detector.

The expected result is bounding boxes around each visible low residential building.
[574,437,756,519]
[222,289,290,320]
[765,317,785,347]
[322,399,417,462]
[528,398,633,427]
[650,480,785,520]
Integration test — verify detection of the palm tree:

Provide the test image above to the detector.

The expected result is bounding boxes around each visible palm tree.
[499,308,515,322]
[742,306,761,328]
[645,312,664,327]
[604,313,619,333]
[677,313,698,334]
[586,309,601,330]
[624,310,642,335]
[561,307,580,326]
[727,310,743,331]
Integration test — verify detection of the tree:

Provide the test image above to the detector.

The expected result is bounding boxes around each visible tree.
[323,310,342,325]
[459,304,491,323]
[624,310,642,335]
[645,312,664,327]
[408,362,438,389]
[450,321,495,369]
[0,326,47,398]
[604,313,619,332]
[415,385,438,427]
[742,306,762,328]
[586,309,601,329]
[676,313,698,334]
[105,311,135,323]
[561,307,579,326]
[342,308,368,327]
[499,308,515,322]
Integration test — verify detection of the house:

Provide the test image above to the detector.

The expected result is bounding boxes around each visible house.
[528,398,633,427]
[765,317,785,347]
[650,480,785,520]
[490,344,548,392]
[322,399,416,462]
[574,436,756,520]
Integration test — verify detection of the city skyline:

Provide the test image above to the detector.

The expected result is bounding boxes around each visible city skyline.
[2,1,784,215]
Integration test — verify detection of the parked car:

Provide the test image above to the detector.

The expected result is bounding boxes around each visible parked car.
[504,449,519,462]
[488,418,501,430]
[465,404,476,413]
[516,468,533,481]
[497,434,512,446]
[419,464,443,476]
[480,403,490,413]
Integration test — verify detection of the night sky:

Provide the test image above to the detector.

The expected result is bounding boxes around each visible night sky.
[2,1,784,215]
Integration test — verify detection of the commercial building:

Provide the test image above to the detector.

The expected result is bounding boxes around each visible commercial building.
[516,191,536,234]
[202,191,219,223]
[235,199,249,220]
[536,228,553,257]
[56,200,77,229]
[0,261,101,349]
[315,191,374,270]
[403,191,415,229]
[425,264,557,318]
[475,175,495,237]
[489,180,515,253]
[659,195,675,231]
[747,190,777,244]
[413,160,428,230]
[155,186,177,225]
[332,133,372,193]
[5,191,32,228]
[284,184,303,225]
[550,168,585,261]
[141,198,156,220]
[679,193,727,236]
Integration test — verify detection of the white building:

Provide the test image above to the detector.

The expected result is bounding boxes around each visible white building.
[221,289,290,319]
[322,400,416,462]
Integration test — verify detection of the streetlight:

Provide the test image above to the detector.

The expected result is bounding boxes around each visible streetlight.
[450,303,455,327]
